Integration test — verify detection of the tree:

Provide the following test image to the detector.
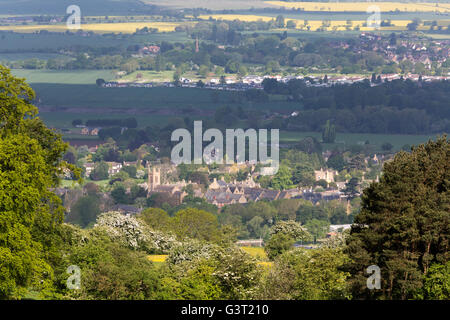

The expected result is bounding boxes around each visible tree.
[416,262,450,300]
[269,220,310,242]
[121,165,137,178]
[198,65,209,78]
[296,137,322,154]
[139,208,171,232]
[171,208,221,243]
[292,164,315,187]
[261,247,350,299]
[322,120,336,143]
[343,177,359,199]
[265,233,295,260]
[275,15,285,28]
[63,228,162,300]
[327,153,345,171]
[345,136,449,300]
[67,195,101,228]
[381,142,393,151]
[71,119,83,127]
[0,66,76,298]
[286,20,296,29]
[90,161,109,180]
[111,185,132,204]
[96,78,106,87]
[305,219,330,243]
[247,216,265,239]
[270,165,295,190]
[237,65,248,78]
[407,19,420,31]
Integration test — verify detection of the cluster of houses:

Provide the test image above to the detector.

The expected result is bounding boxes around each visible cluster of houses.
[356,33,450,71]
[80,127,100,136]
[138,45,160,55]
[80,149,385,208]
[139,161,379,208]
[83,160,139,178]
[103,69,449,92]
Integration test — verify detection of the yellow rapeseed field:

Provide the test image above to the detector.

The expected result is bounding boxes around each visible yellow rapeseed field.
[200,14,449,31]
[0,22,190,34]
[266,1,450,13]
[257,261,273,269]
[147,255,168,263]
[240,246,268,260]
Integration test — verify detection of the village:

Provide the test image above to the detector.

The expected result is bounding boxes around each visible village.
[57,145,387,216]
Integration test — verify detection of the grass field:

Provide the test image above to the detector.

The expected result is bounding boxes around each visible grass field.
[11,69,115,84]
[266,1,450,13]
[143,0,272,10]
[0,22,192,34]
[0,0,148,15]
[0,52,69,61]
[118,70,175,83]
[0,32,189,52]
[280,131,438,152]
[41,111,174,129]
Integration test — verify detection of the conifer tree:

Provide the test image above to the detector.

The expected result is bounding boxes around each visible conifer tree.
[345,136,449,299]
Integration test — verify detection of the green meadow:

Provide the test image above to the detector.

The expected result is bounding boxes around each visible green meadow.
[11,69,115,84]
[280,131,438,152]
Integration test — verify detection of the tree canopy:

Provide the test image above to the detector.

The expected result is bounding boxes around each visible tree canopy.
[345,136,449,299]
[0,65,77,298]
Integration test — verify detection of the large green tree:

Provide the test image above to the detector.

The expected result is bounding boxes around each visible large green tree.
[0,65,77,298]
[261,247,351,300]
[345,136,449,300]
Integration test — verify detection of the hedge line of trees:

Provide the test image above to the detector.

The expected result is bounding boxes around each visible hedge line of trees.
[263,78,450,134]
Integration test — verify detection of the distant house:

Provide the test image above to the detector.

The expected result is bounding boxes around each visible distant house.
[113,204,142,215]
[107,162,123,176]
[180,77,191,84]
[236,239,263,247]
[83,162,95,177]
[147,45,160,54]
[123,160,140,167]
[88,146,98,153]
[81,127,100,136]
[314,168,337,183]
[90,128,100,136]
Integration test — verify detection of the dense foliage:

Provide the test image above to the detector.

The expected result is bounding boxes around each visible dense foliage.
[345,136,449,299]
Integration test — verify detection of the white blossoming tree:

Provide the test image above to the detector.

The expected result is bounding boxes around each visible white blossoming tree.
[94,211,179,253]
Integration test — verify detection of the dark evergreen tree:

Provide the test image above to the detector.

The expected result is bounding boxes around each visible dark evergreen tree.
[345,136,449,299]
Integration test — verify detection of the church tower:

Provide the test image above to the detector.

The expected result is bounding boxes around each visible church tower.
[147,165,161,191]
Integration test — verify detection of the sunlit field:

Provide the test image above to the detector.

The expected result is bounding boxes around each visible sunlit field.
[266,1,450,13]
[148,255,168,263]
[240,246,268,261]
[0,22,191,34]
[199,14,449,31]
